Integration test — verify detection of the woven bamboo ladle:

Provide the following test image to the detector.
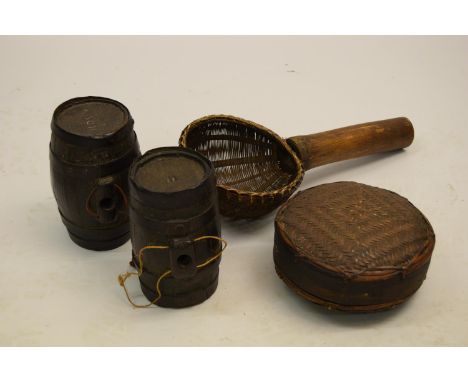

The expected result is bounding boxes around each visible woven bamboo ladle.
[179,115,414,219]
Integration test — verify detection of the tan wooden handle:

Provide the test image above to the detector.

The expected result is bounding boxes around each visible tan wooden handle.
[286,117,414,171]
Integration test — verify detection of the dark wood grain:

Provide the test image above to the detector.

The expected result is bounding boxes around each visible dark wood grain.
[50,96,140,250]
[129,147,222,308]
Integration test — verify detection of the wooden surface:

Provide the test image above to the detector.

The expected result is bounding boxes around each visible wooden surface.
[128,147,222,308]
[49,97,140,250]
[134,155,206,193]
[55,99,128,138]
[287,117,414,171]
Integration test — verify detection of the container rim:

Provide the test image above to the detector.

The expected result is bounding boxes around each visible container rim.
[129,146,214,197]
[51,96,133,147]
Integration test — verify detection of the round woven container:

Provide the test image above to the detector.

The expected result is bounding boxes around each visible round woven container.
[274,182,435,313]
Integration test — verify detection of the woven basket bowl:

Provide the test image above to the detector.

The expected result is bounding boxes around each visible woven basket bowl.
[179,115,304,219]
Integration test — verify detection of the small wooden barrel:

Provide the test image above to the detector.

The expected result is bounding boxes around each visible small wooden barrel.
[50,96,141,250]
[129,147,222,308]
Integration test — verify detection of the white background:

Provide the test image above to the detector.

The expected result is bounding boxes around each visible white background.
[1,36,467,346]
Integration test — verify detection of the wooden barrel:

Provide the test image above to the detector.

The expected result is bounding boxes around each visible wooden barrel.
[50,96,141,250]
[129,147,222,308]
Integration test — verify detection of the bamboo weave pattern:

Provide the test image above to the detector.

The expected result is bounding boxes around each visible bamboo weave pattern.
[276,182,435,277]
[179,115,303,218]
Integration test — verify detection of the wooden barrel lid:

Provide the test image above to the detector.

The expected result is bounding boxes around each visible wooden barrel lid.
[134,155,206,193]
[129,147,216,214]
[55,97,128,137]
[51,96,133,146]
[274,181,435,313]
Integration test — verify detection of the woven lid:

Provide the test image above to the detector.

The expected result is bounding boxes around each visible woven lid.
[276,181,434,277]
[274,182,435,312]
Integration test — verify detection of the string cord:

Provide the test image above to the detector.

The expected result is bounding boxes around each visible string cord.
[118,236,227,308]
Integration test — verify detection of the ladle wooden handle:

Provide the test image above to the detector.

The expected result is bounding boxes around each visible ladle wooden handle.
[286,117,414,171]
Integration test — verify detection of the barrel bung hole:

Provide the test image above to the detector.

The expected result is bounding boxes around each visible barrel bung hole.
[99,197,115,211]
[177,254,192,269]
